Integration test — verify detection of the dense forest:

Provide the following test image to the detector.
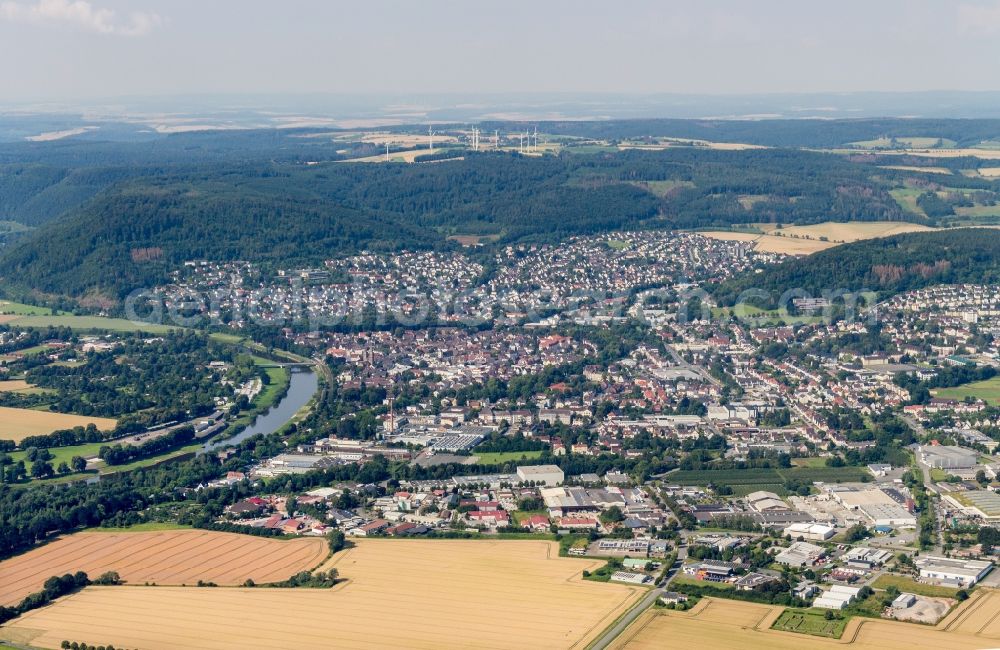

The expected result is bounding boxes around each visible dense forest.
[713,229,1000,308]
[0,147,936,301]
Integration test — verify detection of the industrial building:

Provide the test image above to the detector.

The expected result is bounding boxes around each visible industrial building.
[775,541,824,567]
[783,522,835,541]
[915,555,993,587]
[813,585,861,609]
[919,445,979,470]
[516,464,565,486]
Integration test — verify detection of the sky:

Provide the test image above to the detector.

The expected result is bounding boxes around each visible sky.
[1,0,1000,102]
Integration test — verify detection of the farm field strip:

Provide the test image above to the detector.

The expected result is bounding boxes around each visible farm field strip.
[0,530,327,606]
[610,597,998,650]
[0,539,643,650]
[0,407,117,442]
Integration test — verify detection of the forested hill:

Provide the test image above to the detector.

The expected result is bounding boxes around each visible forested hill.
[713,229,1000,308]
[0,147,921,302]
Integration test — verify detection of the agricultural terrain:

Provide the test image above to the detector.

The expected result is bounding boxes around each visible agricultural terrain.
[933,376,1000,405]
[0,539,643,649]
[0,529,328,606]
[0,408,116,443]
[610,594,1000,650]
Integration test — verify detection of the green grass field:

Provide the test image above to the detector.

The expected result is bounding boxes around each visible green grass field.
[671,574,734,590]
[934,376,1000,405]
[889,188,928,218]
[791,457,828,468]
[255,366,291,409]
[474,450,545,464]
[0,300,56,316]
[4,314,178,333]
[628,179,696,197]
[208,332,246,344]
[9,441,105,468]
[771,608,847,638]
[871,574,959,598]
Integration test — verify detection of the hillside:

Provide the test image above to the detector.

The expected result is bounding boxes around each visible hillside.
[712,228,1000,308]
[0,146,980,303]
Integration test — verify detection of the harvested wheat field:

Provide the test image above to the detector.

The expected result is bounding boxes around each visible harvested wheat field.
[0,539,643,650]
[0,529,328,606]
[0,407,117,443]
[0,380,31,393]
[699,231,836,255]
[610,596,998,650]
[760,221,933,243]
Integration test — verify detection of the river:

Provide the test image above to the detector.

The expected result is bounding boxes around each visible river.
[201,367,318,453]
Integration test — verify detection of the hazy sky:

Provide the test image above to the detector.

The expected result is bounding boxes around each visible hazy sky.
[2,0,1000,101]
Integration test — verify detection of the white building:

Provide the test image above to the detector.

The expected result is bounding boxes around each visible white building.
[813,585,861,610]
[915,555,993,587]
[783,522,836,541]
[517,464,565,486]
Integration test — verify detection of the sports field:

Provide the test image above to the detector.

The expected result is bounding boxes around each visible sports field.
[0,539,643,650]
[610,595,1000,650]
[0,529,328,606]
[0,407,116,443]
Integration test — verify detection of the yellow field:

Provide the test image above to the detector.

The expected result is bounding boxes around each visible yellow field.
[760,221,934,243]
[701,221,936,256]
[0,380,31,393]
[611,594,1000,650]
[0,539,643,650]
[0,529,328,607]
[0,407,116,442]
[977,167,1000,177]
[699,231,836,255]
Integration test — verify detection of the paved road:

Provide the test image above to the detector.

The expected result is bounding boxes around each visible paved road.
[900,416,945,553]
[665,345,722,389]
[589,549,686,650]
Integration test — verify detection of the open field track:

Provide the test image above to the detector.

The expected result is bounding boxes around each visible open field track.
[609,595,1000,650]
[0,539,644,650]
[0,530,328,606]
[0,407,117,443]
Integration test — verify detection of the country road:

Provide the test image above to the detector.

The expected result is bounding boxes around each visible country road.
[588,547,686,650]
